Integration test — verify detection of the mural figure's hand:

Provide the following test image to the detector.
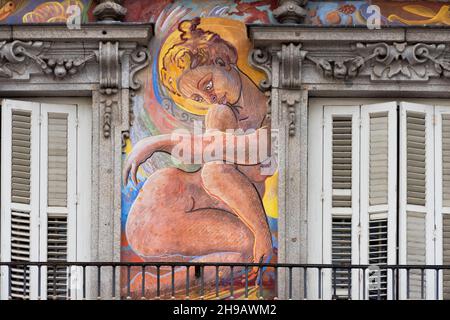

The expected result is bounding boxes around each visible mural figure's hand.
[123,136,165,186]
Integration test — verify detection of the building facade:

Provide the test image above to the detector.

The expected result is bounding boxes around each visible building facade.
[0,0,449,300]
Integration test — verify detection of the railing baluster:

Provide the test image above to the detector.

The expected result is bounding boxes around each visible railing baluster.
[259,267,264,300]
[186,266,190,300]
[200,266,205,300]
[67,265,71,301]
[82,265,86,300]
[23,264,26,299]
[126,265,131,300]
[156,266,161,300]
[171,266,175,299]
[362,267,366,300]
[303,267,307,300]
[141,265,146,300]
[348,267,351,300]
[421,268,425,300]
[318,267,322,300]
[288,267,293,300]
[436,268,439,300]
[244,266,249,300]
[215,266,219,300]
[332,267,336,299]
[8,265,12,300]
[38,265,42,300]
[97,266,101,300]
[112,265,116,300]
[230,266,234,299]
[406,268,410,300]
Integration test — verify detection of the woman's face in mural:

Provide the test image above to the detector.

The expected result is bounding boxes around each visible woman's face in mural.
[178,62,242,107]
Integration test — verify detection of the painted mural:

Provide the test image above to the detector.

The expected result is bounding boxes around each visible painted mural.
[119,0,450,300]
[306,0,450,26]
[0,0,92,24]
[121,0,278,300]
[1,1,449,26]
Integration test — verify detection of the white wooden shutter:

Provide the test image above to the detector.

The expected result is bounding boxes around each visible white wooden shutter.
[323,106,360,299]
[360,102,397,300]
[1,100,40,300]
[399,102,435,300]
[39,104,77,300]
[434,106,450,300]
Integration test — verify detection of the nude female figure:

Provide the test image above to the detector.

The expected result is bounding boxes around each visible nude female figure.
[123,18,273,296]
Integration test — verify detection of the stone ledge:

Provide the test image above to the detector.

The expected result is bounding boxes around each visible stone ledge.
[0,24,153,45]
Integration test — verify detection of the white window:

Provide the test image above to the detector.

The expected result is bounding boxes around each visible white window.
[0,99,91,300]
[308,99,450,300]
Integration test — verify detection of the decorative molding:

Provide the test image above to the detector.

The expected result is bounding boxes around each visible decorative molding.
[93,0,127,22]
[97,41,121,139]
[304,54,366,80]
[35,54,97,79]
[280,91,300,137]
[278,43,306,88]
[129,46,150,91]
[0,40,98,80]
[250,47,273,91]
[304,42,450,81]
[355,42,450,81]
[273,0,308,24]
[0,40,46,78]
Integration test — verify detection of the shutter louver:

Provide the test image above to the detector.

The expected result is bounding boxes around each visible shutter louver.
[332,116,352,208]
[368,113,389,299]
[1,100,80,300]
[1,101,40,300]
[407,112,427,206]
[332,216,352,298]
[361,103,397,300]
[369,113,389,206]
[10,110,33,299]
[435,108,450,300]
[11,111,32,205]
[407,211,427,299]
[9,210,31,299]
[406,111,427,299]
[441,114,450,299]
[399,102,434,300]
[443,215,450,300]
[44,112,70,300]
[442,115,450,207]
[332,115,353,298]
[323,107,360,300]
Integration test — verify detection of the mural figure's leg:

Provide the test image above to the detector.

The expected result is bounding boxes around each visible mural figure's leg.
[126,167,256,297]
[201,162,273,265]
[129,252,250,299]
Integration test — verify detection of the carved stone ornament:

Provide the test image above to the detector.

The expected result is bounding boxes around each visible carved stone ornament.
[355,42,450,81]
[250,47,274,91]
[305,42,450,81]
[278,43,306,88]
[273,0,308,24]
[0,40,46,78]
[281,91,300,137]
[0,40,98,80]
[97,41,120,138]
[93,0,127,22]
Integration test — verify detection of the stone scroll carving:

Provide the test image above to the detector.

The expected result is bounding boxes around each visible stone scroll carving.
[97,41,121,139]
[250,43,304,137]
[0,40,96,80]
[305,42,450,81]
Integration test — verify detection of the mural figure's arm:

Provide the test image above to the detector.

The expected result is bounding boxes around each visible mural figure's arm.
[123,128,270,185]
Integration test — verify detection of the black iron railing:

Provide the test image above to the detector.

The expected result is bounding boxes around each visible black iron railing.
[0,262,449,300]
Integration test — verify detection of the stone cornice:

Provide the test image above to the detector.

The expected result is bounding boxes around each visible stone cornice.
[0,24,152,45]
[248,26,450,47]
